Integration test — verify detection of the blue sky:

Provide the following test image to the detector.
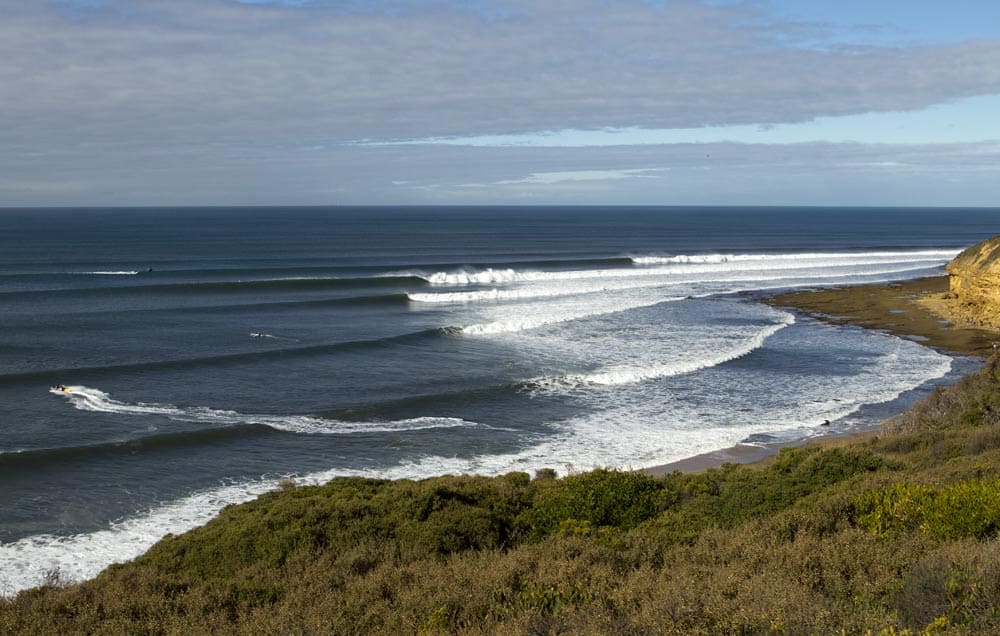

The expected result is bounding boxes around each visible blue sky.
[2,0,1000,206]
[755,0,1000,45]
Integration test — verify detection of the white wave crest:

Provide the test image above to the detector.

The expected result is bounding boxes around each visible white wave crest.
[418,250,956,290]
[82,271,140,275]
[410,284,602,303]
[424,268,521,285]
[631,249,959,265]
[53,386,474,435]
[536,312,795,389]
[409,261,939,305]
[410,288,522,303]
[460,295,685,335]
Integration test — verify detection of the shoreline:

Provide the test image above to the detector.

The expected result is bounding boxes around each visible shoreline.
[644,275,997,476]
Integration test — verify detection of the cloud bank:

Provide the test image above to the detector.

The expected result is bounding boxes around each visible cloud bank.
[2,0,999,205]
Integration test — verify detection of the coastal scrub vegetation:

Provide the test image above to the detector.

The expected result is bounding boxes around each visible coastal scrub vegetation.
[5,358,1000,634]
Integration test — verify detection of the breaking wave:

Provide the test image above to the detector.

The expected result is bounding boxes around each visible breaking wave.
[631,249,959,265]
[51,386,476,436]
[82,271,140,275]
[460,295,686,335]
[415,250,956,290]
[533,312,796,389]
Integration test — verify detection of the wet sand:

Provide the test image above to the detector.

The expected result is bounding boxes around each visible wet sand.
[644,276,998,476]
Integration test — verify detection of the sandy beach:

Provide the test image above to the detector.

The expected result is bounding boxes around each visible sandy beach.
[645,275,997,476]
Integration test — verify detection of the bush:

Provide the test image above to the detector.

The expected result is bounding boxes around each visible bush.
[854,479,1000,540]
[669,447,886,530]
[523,469,663,538]
[895,543,1000,632]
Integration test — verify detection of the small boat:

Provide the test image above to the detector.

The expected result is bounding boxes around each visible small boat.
[48,384,71,394]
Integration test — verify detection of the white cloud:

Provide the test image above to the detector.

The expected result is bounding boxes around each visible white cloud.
[495,169,664,185]
[2,0,1000,205]
[4,0,1000,148]
[375,94,1000,147]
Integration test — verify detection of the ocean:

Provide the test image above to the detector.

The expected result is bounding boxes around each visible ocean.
[0,205,996,594]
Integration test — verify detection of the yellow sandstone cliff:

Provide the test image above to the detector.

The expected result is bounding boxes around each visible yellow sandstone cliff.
[944,235,1000,329]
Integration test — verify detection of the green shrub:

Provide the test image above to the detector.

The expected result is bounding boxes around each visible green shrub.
[854,479,1000,540]
[921,479,1000,540]
[852,482,934,538]
[397,499,505,556]
[677,447,885,527]
[523,469,663,538]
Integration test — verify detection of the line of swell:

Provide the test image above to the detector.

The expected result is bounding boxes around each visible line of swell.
[127,293,414,317]
[314,383,529,423]
[0,426,272,468]
[0,257,635,294]
[0,275,428,298]
[418,253,954,287]
[1,257,634,279]
[0,410,479,468]
[412,262,945,305]
[0,328,448,386]
[414,261,939,303]
[180,293,413,314]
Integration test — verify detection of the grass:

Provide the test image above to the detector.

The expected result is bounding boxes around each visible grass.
[5,356,1000,634]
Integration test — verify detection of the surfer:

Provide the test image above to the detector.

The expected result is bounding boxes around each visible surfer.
[250,331,264,337]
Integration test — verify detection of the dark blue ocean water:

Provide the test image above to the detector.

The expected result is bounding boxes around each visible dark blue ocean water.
[1,206,997,592]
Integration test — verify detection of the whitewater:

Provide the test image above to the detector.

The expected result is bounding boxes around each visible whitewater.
[1,206,994,596]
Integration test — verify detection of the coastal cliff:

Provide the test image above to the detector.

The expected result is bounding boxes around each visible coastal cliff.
[945,234,1000,329]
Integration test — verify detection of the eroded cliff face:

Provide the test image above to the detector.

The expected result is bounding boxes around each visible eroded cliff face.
[946,235,1000,329]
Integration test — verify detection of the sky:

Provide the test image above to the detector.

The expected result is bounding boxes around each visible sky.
[3,0,1000,207]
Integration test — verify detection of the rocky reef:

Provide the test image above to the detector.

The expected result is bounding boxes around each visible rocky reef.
[945,235,1000,329]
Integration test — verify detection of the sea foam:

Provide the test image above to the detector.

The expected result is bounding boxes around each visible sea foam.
[536,311,795,388]
[55,386,476,435]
